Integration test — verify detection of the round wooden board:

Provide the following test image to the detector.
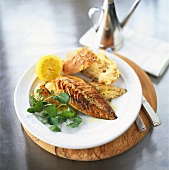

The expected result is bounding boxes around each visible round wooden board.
[23,54,157,161]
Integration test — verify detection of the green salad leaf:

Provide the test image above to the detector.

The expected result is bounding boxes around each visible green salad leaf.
[57,92,70,104]
[49,125,61,132]
[67,117,82,128]
[45,104,58,118]
[27,90,82,132]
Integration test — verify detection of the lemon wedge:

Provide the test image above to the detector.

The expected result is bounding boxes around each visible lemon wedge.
[36,55,63,82]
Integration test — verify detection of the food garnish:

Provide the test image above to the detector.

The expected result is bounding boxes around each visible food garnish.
[27,89,82,132]
[36,55,63,82]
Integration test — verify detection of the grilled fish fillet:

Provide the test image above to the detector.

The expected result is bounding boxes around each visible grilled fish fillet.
[90,82,126,101]
[45,76,116,120]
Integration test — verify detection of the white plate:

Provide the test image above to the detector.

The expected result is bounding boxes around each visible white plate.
[14,48,142,149]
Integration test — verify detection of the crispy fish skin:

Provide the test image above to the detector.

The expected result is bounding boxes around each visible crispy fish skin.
[45,76,116,120]
[90,82,127,101]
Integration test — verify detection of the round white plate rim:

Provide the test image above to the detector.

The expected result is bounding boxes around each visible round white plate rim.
[14,48,142,149]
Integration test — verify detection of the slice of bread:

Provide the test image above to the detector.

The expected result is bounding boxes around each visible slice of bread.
[82,52,120,85]
[63,47,98,75]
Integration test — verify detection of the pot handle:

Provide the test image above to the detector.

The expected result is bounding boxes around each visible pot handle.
[88,7,104,32]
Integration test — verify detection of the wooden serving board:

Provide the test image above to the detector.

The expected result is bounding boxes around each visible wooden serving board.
[23,54,157,161]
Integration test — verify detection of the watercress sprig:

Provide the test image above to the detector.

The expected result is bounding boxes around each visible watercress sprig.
[27,89,82,132]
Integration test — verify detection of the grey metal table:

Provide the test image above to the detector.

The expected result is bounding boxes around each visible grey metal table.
[0,0,168,169]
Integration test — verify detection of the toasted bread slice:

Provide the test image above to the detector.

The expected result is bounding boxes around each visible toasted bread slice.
[82,52,120,85]
[63,47,98,75]
[90,82,126,101]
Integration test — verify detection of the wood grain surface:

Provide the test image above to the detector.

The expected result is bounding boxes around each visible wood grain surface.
[23,54,157,161]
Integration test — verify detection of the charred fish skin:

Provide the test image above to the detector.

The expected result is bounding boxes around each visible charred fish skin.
[46,76,116,120]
